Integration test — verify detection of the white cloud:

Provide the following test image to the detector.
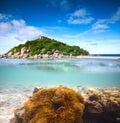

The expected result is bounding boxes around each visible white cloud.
[68,8,94,24]
[43,26,67,30]
[0,34,23,54]
[92,20,109,30]
[0,19,43,40]
[92,19,110,33]
[0,17,43,54]
[92,7,120,33]
[68,17,94,24]
[18,26,42,40]
[71,9,87,17]
[74,39,120,54]
[0,22,12,34]
[11,19,25,28]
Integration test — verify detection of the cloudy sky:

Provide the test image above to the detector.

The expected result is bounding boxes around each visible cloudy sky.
[0,0,120,54]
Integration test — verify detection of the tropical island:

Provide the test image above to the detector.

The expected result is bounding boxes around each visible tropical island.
[0,36,89,59]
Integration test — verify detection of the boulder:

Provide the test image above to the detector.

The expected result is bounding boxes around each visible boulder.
[53,52,59,58]
[58,54,64,58]
[26,49,30,53]
[15,52,20,55]
[85,101,103,114]
[33,54,38,59]
[42,54,49,58]
[10,107,25,123]
[10,86,84,123]
[23,54,29,58]
[14,52,20,58]
[3,54,8,58]
[38,55,43,59]
[7,52,13,57]
[0,55,3,58]
[21,47,27,54]
[29,56,34,59]
[83,87,120,123]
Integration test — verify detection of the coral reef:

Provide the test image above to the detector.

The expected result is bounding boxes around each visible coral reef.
[10,86,120,123]
[82,87,120,123]
[10,86,84,123]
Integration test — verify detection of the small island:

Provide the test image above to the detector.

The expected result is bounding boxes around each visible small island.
[0,36,89,59]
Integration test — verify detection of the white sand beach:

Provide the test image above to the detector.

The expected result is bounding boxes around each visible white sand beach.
[76,55,120,60]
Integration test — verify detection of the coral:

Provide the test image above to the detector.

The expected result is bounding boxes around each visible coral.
[10,87,120,123]
[83,87,120,123]
[14,86,84,123]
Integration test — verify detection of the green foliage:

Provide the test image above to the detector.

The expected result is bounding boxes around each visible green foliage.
[7,36,89,56]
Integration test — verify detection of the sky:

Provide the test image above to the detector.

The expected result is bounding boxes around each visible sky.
[0,0,120,54]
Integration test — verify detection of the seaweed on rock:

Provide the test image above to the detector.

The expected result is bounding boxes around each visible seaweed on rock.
[11,86,84,123]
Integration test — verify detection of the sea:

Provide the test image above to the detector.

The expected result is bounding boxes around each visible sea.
[0,56,120,122]
[92,54,120,57]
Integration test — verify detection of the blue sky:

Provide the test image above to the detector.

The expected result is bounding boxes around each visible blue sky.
[0,0,120,54]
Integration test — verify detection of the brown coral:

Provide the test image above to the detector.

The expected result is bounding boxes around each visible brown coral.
[12,86,84,123]
[83,87,120,123]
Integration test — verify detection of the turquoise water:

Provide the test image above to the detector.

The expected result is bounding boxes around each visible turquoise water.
[0,58,120,88]
[0,58,120,122]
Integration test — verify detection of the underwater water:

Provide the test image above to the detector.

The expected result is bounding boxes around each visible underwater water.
[0,58,120,122]
[0,58,120,88]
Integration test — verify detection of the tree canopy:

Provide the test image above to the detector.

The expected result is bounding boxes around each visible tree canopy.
[8,36,89,56]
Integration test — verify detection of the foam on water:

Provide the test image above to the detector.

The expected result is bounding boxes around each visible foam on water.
[0,58,120,122]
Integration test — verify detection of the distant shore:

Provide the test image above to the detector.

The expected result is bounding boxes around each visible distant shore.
[0,54,120,61]
[76,55,120,60]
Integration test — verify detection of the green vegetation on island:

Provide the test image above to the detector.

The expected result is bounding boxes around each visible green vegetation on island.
[8,36,89,56]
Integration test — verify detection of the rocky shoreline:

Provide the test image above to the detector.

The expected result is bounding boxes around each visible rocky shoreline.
[1,47,120,60]
[0,47,74,59]
[10,86,120,123]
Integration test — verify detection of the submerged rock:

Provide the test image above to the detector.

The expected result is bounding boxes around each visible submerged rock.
[83,87,120,123]
[10,86,84,123]
[10,86,120,123]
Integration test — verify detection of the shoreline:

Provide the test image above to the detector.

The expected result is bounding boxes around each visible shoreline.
[76,55,120,60]
[0,55,120,60]
[1,53,120,60]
